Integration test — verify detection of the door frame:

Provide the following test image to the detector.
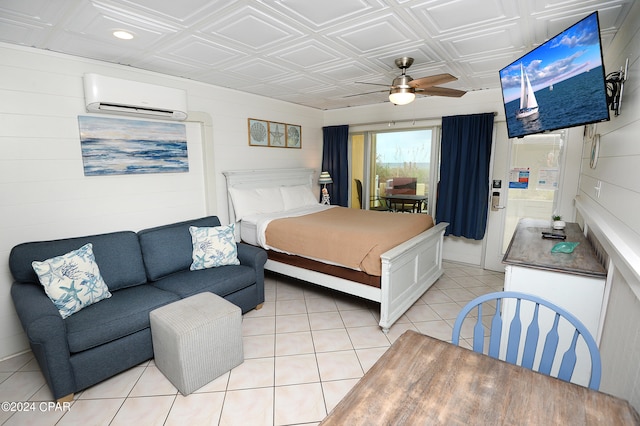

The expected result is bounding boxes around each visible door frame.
[483,122,510,271]
[483,126,582,272]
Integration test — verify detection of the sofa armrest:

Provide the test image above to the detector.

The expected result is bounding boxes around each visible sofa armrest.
[236,243,268,307]
[11,282,76,400]
[236,243,268,269]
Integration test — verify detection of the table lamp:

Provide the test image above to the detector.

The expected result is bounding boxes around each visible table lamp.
[318,171,332,205]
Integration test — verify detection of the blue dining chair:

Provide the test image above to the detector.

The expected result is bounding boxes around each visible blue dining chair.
[451,291,601,390]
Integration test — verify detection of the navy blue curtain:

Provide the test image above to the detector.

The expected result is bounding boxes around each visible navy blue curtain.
[321,125,349,207]
[436,113,494,240]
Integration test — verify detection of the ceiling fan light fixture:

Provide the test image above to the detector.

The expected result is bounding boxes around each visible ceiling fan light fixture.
[389,87,415,105]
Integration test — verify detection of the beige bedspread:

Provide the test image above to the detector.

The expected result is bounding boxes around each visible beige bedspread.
[265,207,434,276]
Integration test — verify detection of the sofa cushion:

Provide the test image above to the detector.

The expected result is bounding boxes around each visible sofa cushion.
[10,231,147,292]
[138,216,222,281]
[189,224,240,270]
[152,265,256,299]
[32,243,112,319]
[65,285,179,353]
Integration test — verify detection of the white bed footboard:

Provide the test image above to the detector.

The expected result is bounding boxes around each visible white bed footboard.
[379,221,448,331]
[264,221,447,332]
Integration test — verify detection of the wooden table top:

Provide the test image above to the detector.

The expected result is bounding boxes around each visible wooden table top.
[321,330,640,425]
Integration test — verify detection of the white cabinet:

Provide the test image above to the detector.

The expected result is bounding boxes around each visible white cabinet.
[504,265,606,339]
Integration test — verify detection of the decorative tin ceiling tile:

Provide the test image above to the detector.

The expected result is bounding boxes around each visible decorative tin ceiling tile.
[207,6,300,50]
[0,0,632,109]
[274,0,377,28]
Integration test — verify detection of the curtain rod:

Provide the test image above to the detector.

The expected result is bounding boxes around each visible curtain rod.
[349,111,498,128]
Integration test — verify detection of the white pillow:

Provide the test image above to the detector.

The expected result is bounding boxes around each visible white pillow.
[32,243,112,319]
[281,185,319,210]
[189,224,240,269]
[228,187,284,220]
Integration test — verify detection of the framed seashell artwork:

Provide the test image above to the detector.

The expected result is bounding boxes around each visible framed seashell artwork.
[268,122,286,147]
[286,124,301,148]
[248,119,268,146]
[248,118,301,148]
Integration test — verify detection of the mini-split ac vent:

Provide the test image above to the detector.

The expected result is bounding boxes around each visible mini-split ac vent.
[83,73,188,121]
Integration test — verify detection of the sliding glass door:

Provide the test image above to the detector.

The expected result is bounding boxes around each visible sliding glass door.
[351,128,437,213]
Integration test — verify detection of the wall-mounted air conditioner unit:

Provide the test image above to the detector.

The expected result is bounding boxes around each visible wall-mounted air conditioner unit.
[83,73,188,121]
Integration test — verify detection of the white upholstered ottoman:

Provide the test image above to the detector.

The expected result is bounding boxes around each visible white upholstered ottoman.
[150,292,244,395]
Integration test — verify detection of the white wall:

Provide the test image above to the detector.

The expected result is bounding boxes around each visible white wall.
[0,43,323,359]
[576,0,640,410]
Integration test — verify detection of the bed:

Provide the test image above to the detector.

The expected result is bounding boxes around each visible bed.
[223,168,448,332]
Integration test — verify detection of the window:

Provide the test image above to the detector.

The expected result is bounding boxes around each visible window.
[350,128,438,213]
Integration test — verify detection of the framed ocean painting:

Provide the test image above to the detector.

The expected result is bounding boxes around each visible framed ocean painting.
[78,116,188,176]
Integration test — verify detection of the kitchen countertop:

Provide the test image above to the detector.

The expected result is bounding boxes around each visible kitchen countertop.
[503,218,606,278]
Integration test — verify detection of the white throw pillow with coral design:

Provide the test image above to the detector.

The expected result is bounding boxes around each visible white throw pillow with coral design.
[189,224,240,270]
[32,243,112,319]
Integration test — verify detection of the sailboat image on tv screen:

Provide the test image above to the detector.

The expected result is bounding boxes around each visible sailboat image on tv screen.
[516,63,539,119]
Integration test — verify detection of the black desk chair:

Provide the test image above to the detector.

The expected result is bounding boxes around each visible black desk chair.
[355,179,388,211]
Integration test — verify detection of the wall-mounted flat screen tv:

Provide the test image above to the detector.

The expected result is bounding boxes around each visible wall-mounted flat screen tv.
[499,11,610,139]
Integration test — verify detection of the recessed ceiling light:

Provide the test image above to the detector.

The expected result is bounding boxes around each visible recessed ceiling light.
[113,30,134,40]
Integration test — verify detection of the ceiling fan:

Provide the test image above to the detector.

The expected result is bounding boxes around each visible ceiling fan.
[351,57,466,105]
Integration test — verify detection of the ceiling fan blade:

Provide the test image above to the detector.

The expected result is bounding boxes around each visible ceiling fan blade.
[409,73,457,89]
[344,89,387,98]
[354,81,389,87]
[417,86,466,97]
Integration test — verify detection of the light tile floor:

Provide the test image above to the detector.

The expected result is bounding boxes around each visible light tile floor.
[0,261,504,426]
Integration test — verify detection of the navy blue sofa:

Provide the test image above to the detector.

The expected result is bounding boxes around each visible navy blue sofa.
[9,216,267,402]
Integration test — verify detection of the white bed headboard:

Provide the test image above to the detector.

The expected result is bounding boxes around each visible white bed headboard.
[222,167,315,224]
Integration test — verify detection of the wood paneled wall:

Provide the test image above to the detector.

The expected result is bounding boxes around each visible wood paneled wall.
[0,44,323,359]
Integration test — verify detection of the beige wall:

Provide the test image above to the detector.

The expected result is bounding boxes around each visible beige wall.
[350,134,365,209]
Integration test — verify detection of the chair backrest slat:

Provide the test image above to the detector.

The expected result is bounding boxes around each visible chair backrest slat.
[557,330,580,382]
[521,302,541,369]
[451,291,601,390]
[487,299,503,358]
[538,313,561,375]
[472,304,485,353]
[505,299,522,364]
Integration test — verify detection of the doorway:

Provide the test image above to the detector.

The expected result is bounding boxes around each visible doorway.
[484,131,566,271]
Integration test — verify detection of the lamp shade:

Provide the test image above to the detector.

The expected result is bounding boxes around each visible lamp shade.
[318,171,333,184]
[389,87,416,105]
